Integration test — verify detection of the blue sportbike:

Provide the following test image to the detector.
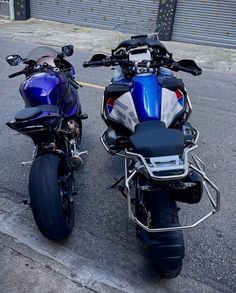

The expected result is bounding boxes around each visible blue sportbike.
[6,45,87,240]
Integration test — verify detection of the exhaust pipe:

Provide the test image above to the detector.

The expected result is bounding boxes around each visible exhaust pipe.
[69,155,83,169]
[69,150,88,169]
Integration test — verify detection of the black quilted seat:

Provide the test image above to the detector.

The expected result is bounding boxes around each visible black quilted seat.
[129,120,184,157]
[15,105,59,121]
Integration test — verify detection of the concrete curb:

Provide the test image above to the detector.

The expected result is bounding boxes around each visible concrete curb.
[0,197,127,293]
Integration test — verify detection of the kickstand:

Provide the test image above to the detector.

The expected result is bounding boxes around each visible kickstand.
[110,175,125,189]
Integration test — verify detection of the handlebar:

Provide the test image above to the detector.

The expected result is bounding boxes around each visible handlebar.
[83,56,201,76]
[8,70,26,78]
[83,58,152,68]
[83,60,109,68]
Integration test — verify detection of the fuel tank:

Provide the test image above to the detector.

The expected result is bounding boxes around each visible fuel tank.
[20,71,81,117]
[132,74,162,122]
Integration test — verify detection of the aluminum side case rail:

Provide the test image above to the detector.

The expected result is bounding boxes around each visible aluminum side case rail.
[101,128,220,233]
[123,153,220,233]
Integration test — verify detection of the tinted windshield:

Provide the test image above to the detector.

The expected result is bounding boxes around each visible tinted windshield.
[25,46,58,61]
[114,21,159,35]
[113,22,163,49]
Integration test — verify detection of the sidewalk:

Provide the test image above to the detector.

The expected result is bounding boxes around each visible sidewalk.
[0,197,124,293]
[0,232,91,293]
[0,18,236,74]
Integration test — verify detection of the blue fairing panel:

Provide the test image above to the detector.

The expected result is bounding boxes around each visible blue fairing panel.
[21,72,68,107]
[20,71,81,117]
[132,75,162,122]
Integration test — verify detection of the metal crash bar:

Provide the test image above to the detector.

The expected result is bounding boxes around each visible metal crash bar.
[124,154,220,233]
[101,126,200,181]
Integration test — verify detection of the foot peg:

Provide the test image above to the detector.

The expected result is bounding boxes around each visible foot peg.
[80,114,88,120]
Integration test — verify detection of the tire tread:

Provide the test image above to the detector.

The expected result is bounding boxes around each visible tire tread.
[29,154,74,240]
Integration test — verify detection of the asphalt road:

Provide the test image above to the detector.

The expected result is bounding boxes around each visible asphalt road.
[0,37,236,292]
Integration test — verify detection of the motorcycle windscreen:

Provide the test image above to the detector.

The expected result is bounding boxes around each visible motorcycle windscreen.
[131,75,162,122]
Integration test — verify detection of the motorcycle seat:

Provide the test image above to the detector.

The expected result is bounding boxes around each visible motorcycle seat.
[15,105,59,121]
[129,120,184,157]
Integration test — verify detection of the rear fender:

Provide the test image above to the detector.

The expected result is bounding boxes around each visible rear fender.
[6,112,60,134]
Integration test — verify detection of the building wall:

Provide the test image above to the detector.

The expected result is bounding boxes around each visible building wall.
[172,0,236,49]
[13,0,236,48]
[30,0,160,33]
[0,0,10,17]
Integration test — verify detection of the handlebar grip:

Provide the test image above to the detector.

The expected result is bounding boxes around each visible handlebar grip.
[83,62,90,68]
[8,70,25,78]
[83,60,104,68]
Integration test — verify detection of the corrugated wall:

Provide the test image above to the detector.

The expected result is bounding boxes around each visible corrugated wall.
[30,0,159,32]
[172,0,236,48]
[0,0,9,17]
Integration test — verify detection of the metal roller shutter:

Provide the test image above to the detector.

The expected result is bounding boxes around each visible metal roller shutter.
[30,0,159,32]
[0,0,9,17]
[172,0,236,48]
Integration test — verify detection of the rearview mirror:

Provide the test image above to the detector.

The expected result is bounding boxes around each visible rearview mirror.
[62,45,74,57]
[6,55,23,66]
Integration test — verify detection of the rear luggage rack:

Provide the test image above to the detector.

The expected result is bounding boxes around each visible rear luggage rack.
[125,146,197,181]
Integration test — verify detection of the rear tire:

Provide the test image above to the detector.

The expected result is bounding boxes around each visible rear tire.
[149,190,184,278]
[135,178,184,279]
[29,154,74,240]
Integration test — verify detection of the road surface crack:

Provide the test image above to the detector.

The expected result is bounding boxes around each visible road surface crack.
[9,246,99,292]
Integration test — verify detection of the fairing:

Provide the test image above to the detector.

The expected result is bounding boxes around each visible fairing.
[104,74,185,132]
[161,88,184,127]
[109,92,139,133]
[20,71,80,117]
[21,72,67,106]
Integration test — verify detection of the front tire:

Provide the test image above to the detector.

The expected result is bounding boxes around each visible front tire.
[29,154,74,240]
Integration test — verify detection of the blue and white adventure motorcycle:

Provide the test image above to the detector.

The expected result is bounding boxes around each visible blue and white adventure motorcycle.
[84,33,220,278]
